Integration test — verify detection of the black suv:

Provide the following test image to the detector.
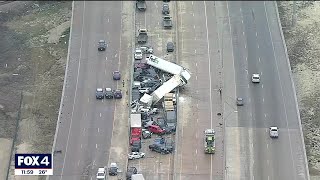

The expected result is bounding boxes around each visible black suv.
[98,40,107,51]
[114,89,122,99]
[96,88,104,99]
[105,88,113,99]
[149,144,170,154]
[131,140,141,152]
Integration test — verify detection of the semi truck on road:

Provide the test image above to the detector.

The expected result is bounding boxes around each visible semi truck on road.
[146,55,191,85]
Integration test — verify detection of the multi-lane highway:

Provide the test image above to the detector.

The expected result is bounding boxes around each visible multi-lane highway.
[174,1,231,179]
[50,1,127,179]
[226,1,309,180]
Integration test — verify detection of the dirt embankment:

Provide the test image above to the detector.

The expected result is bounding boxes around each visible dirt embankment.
[0,1,71,179]
[277,1,320,177]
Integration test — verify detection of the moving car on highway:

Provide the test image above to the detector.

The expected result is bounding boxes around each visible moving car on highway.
[108,163,118,176]
[251,73,260,83]
[128,152,146,160]
[236,97,244,106]
[269,127,279,138]
[98,40,107,51]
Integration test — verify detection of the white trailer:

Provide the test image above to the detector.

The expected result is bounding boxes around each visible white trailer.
[130,114,142,128]
[132,174,145,180]
[146,55,191,85]
[151,75,181,104]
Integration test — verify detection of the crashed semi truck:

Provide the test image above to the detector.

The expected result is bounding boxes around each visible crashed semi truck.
[146,55,191,86]
[204,129,215,154]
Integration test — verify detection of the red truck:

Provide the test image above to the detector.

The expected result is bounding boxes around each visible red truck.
[148,125,165,135]
[130,114,142,145]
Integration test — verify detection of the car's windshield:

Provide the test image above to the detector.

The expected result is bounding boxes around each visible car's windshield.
[97,173,104,176]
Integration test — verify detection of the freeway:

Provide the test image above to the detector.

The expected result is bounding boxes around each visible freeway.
[226,1,309,180]
[50,1,124,179]
[174,1,231,179]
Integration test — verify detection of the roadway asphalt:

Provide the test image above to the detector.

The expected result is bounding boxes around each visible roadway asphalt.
[227,1,309,180]
[174,1,230,179]
[50,1,123,179]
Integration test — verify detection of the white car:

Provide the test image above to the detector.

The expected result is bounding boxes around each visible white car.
[269,127,279,138]
[134,49,143,60]
[251,74,260,83]
[128,152,146,160]
[96,167,106,180]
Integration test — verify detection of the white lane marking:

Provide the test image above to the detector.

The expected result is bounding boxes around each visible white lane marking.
[242,19,243,24]
[195,76,198,80]
[105,69,107,75]
[243,31,244,35]
[246,56,248,61]
[194,25,196,29]
[96,144,98,149]
[192,1,193,5]
[266,129,268,132]
[251,143,253,148]
[197,104,199,108]
[80,144,82,149]
[195,49,196,53]
[83,128,85,134]
[267,143,269,149]
[102,99,104,103]
[257,44,259,49]
[106,57,108,61]
[107,32,109,35]
[98,128,100,133]
[158,34,160,38]
[248,84,250,88]
[263,98,264,102]
[193,13,194,16]
[196,165,198,170]
[264,3,296,173]
[158,22,159,25]
[262,84,264,88]
[246,70,248,74]
[99,113,102,117]
[196,149,198,154]
[196,63,198,66]
[256,32,258,36]
[197,119,199,123]
[259,57,261,62]
[195,37,197,40]
[245,43,246,49]
[240,7,242,12]
[204,2,215,179]
[265,114,267,118]
[253,175,255,180]
[78,160,80,166]
[115,54,117,58]
[107,44,108,47]
[268,176,270,180]
[107,18,109,22]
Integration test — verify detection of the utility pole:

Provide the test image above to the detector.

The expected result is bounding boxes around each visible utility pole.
[292,1,297,28]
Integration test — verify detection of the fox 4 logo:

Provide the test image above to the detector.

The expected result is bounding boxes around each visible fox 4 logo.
[15,154,52,169]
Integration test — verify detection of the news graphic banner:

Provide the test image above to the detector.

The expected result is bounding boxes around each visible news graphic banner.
[15,154,53,175]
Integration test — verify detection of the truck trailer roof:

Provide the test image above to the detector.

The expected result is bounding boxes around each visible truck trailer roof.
[130,114,142,127]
